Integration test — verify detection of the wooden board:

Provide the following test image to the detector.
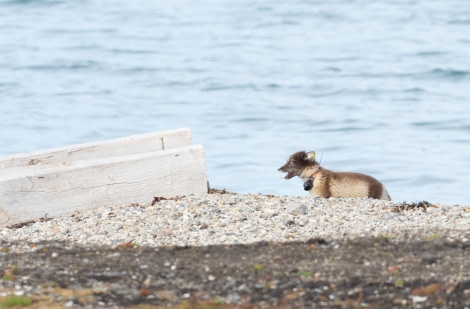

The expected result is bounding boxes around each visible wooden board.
[0,129,208,228]
[0,145,207,227]
[0,127,192,169]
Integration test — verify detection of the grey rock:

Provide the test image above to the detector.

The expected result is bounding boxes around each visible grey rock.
[287,203,307,216]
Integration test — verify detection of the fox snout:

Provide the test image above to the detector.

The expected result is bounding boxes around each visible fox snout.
[278,163,298,180]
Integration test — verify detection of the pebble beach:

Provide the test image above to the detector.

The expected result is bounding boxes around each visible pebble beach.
[2,193,469,247]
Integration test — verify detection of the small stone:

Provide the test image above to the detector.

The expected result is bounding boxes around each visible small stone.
[64,300,75,307]
[410,295,427,303]
[155,290,177,301]
[223,195,237,205]
[284,220,295,226]
[13,290,25,296]
[287,203,307,216]
[106,252,121,259]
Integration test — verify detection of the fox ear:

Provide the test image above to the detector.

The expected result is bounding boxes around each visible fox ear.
[307,151,316,160]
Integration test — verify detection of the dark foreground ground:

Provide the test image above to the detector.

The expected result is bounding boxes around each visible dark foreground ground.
[0,237,469,309]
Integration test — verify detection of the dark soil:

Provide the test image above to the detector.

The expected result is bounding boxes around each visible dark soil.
[1,237,469,308]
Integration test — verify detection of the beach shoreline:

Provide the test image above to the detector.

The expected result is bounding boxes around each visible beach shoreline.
[2,192,469,247]
[1,192,469,308]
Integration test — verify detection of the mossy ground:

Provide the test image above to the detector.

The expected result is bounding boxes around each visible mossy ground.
[1,238,469,308]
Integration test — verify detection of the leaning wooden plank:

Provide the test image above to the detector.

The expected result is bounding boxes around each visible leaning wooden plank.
[0,127,192,169]
[0,145,207,228]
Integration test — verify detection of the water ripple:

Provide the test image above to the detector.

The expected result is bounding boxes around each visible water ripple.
[428,68,470,80]
[1,0,469,205]
[18,60,102,72]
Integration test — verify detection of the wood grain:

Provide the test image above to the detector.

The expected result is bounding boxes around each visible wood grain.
[0,129,207,227]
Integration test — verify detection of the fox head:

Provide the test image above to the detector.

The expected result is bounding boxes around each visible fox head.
[278,151,318,180]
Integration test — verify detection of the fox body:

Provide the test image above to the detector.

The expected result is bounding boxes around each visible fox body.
[279,151,391,201]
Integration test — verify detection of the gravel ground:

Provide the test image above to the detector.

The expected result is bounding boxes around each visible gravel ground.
[2,192,469,246]
[1,192,469,308]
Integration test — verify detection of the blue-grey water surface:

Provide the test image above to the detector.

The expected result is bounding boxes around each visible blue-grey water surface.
[1,0,469,205]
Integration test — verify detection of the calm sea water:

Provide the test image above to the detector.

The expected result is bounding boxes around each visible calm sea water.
[1,0,469,205]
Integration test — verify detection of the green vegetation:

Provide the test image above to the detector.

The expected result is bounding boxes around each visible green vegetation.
[2,266,20,281]
[10,267,19,274]
[253,263,264,271]
[297,270,312,278]
[394,279,405,288]
[0,295,32,308]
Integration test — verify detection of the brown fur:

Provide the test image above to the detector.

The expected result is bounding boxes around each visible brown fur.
[278,151,391,201]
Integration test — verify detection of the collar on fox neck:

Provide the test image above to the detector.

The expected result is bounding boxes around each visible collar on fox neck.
[309,168,321,180]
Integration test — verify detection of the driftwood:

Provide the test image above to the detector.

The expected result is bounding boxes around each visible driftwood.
[0,128,207,227]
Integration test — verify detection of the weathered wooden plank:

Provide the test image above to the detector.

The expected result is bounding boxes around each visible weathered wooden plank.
[0,145,207,227]
[0,128,192,169]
